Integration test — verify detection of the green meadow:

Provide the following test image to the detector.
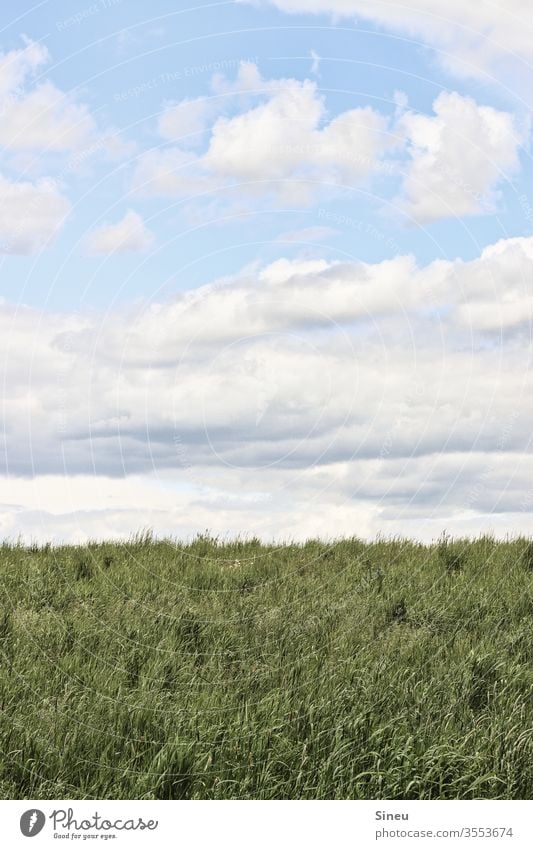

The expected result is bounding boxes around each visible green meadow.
[0,534,531,799]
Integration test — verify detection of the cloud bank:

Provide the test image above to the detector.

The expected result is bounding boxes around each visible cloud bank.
[2,234,533,540]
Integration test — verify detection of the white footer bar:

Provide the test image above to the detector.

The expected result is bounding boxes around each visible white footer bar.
[2,799,532,848]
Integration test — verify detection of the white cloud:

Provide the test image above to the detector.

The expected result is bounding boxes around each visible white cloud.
[0,36,48,97]
[0,174,70,253]
[1,234,533,543]
[157,97,216,142]
[85,210,154,255]
[397,92,527,222]
[239,0,533,77]
[0,38,95,151]
[210,60,264,96]
[206,78,323,180]
[2,450,533,544]
[0,38,133,256]
[133,65,393,204]
[207,81,390,185]
[135,64,527,222]
[0,81,95,152]
[452,236,533,331]
[131,147,215,197]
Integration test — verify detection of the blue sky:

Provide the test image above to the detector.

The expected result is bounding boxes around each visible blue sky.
[2,0,532,309]
[1,0,533,542]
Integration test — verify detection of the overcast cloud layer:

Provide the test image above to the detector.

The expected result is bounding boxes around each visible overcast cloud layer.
[2,235,533,541]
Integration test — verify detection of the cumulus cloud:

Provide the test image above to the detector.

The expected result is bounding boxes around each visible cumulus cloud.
[238,0,533,77]
[0,174,70,253]
[132,64,393,204]
[0,36,48,95]
[85,210,155,255]
[0,37,134,255]
[1,234,533,539]
[208,81,389,183]
[397,92,527,222]
[131,147,215,197]
[134,64,527,221]
[157,97,216,142]
[0,37,95,151]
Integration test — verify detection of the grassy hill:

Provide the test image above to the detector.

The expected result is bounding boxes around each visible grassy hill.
[0,534,531,799]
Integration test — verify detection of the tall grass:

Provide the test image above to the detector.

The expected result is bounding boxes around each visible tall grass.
[0,535,531,799]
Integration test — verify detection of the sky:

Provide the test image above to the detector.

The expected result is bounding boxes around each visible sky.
[1,0,533,542]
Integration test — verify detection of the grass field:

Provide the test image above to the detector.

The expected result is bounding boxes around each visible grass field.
[0,534,531,800]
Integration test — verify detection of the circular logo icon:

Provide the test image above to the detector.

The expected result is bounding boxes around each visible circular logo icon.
[20,810,46,837]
